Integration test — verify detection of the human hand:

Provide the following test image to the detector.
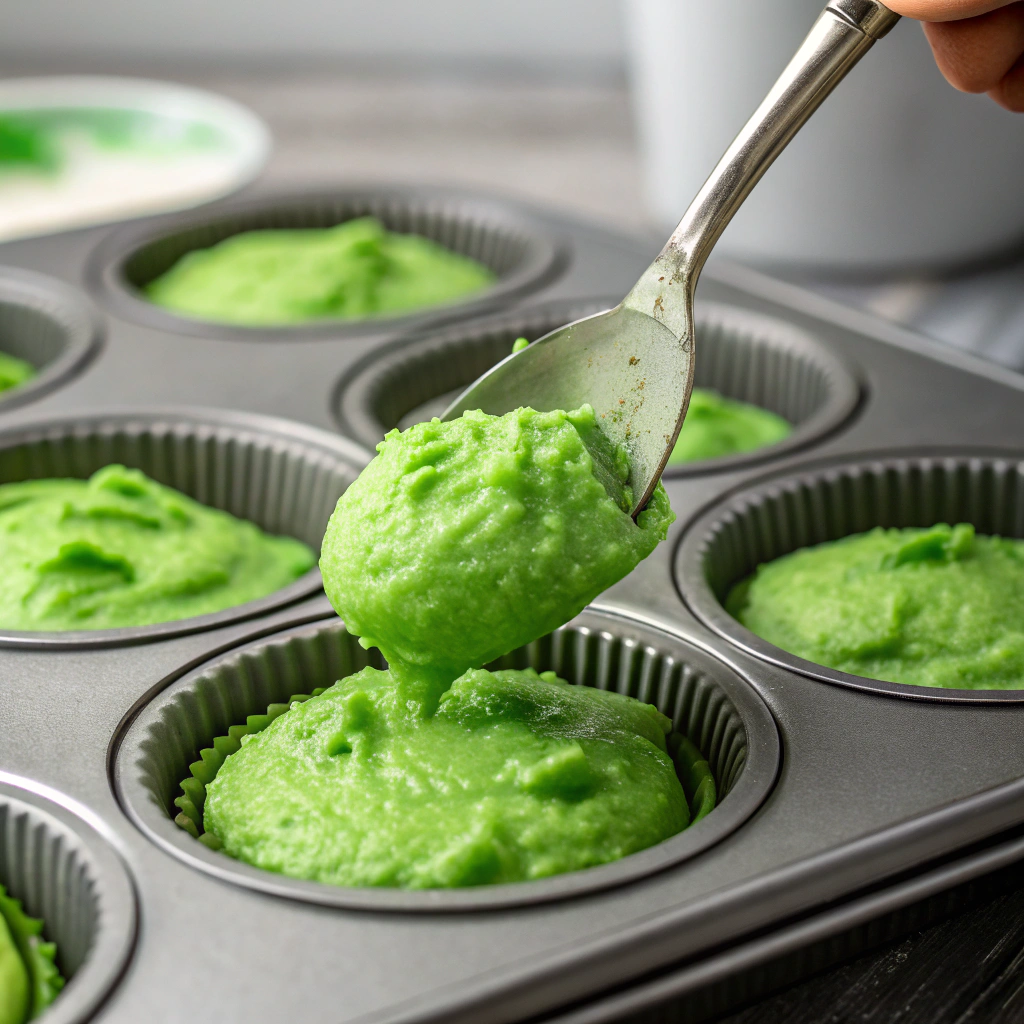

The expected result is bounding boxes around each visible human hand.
[884,0,1024,110]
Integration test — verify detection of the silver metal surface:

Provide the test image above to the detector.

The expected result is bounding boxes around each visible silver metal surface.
[0,407,365,648]
[444,1,897,517]
[541,824,1024,1024]
[114,610,778,912]
[0,775,136,1024]
[1,187,1024,1024]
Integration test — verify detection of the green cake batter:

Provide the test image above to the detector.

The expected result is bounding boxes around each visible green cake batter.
[203,664,696,888]
[199,405,705,889]
[0,464,314,631]
[0,883,63,1024]
[728,522,1024,690]
[319,404,674,686]
[0,352,35,394]
[668,388,791,465]
[144,217,496,325]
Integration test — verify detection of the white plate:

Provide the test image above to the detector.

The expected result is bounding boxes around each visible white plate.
[0,76,271,242]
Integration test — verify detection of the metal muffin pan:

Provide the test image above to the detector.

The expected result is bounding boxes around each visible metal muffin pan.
[0,407,366,648]
[0,775,135,1024]
[84,185,567,341]
[677,448,1024,703]
[334,298,859,476]
[0,189,1023,1022]
[0,267,100,414]
[114,611,777,911]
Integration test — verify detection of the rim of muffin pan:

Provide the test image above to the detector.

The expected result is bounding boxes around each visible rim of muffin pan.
[113,609,780,912]
[0,268,101,414]
[0,774,136,1024]
[0,407,367,648]
[676,448,1024,703]
[85,186,569,340]
[332,299,861,472]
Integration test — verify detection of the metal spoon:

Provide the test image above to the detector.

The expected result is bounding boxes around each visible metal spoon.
[444,0,899,517]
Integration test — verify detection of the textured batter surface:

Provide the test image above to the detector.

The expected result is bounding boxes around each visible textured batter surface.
[145,216,495,325]
[0,464,314,630]
[204,665,689,888]
[320,405,675,682]
[668,388,791,465]
[728,523,1024,689]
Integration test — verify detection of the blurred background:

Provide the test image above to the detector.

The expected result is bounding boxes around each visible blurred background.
[2,0,1024,367]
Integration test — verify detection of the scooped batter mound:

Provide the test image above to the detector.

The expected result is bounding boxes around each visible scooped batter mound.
[201,405,709,889]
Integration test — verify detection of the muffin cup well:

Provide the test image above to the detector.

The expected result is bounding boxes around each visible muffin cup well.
[114,609,779,911]
[334,298,618,449]
[0,408,366,648]
[86,187,566,339]
[676,449,1024,703]
[0,776,136,1024]
[0,268,100,413]
[333,300,860,467]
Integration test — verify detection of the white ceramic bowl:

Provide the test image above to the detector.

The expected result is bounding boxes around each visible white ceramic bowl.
[0,76,271,242]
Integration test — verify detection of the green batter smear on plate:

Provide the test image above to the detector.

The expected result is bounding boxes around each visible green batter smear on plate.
[144,217,496,326]
[194,405,720,889]
[0,883,63,1024]
[0,464,314,631]
[728,522,1024,690]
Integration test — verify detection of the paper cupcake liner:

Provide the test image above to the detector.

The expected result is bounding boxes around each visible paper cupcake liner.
[334,297,618,448]
[172,685,329,848]
[0,268,99,414]
[116,610,779,910]
[333,300,859,473]
[87,186,565,339]
[676,448,1024,702]
[0,408,365,648]
[0,881,64,1018]
[0,778,136,1024]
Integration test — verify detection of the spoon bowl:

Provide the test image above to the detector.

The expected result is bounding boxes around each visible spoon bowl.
[442,300,692,516]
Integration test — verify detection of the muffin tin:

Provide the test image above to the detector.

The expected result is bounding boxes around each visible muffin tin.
[0,776,135,1024]
[334,298,860,476]
[115,612,776,912]
[0,268,100,414]
[1,185,1024,1023]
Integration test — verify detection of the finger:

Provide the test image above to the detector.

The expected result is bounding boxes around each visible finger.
[989,53,1024,109]
[886,0,1018,21]
[923,3,1024,92]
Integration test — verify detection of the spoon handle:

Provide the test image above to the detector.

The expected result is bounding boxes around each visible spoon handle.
[627,0,899,330]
